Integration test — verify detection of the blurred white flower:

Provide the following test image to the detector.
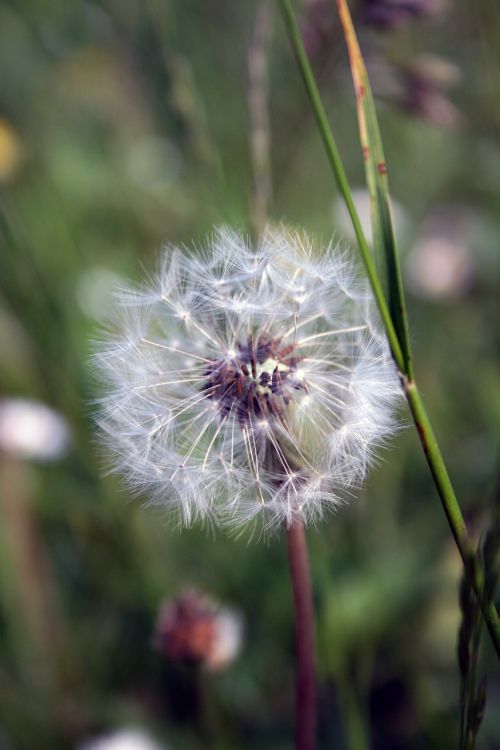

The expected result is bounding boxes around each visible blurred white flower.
[406,209,474,300]
[208,606,243,671]
[78,729,167,750]
[406,237,473,300]
[95,227,401,532]
[332,188,408,247]
[125,136,183,193]
[77,266,125,319]
[0,398,70,462]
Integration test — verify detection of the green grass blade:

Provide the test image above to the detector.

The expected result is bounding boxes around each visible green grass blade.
[336,0,413,378]
[276,0,405,374]
[277,0,500,661]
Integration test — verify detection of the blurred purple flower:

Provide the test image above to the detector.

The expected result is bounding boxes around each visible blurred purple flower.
[399,55,462,128]
[362,0,447,29]
[300,0,337,57]
[154,589,242,672]
[369,53,462,128]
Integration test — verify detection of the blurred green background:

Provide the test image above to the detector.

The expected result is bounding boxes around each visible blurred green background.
[0,1,499,748]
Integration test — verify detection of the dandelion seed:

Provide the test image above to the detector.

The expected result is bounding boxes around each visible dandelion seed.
[95,226,401,532]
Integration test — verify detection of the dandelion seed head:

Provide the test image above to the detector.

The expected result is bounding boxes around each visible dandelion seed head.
[95,226,402,533]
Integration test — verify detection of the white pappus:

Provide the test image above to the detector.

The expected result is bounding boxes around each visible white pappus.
[95,226,402,533]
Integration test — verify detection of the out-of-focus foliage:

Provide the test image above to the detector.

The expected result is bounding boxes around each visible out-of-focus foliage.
[0,1,499,748]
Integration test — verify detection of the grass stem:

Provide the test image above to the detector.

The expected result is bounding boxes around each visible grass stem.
[405,379,500,658]
[276,0,405,374]
[276,0,500,659]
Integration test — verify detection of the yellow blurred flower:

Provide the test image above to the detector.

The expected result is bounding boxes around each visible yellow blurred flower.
[0,118,23,182]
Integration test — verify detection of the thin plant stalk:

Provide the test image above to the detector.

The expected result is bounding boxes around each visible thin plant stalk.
[286,518,317,750]
[276,0,405,374]
[336,0,413,378]
[336,675,370,750]
[276,0,500,658]
[248,0,273,237]
[0,456,70,683]
[405,380,500,657]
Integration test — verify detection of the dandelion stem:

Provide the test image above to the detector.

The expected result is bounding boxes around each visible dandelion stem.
[276,0,500,659]
[286,518,317,750]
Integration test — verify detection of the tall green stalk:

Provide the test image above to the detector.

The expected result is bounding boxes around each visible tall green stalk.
[336,0,413,378]
[405,380,500,656]
[276,0,500,659]
[277,0,405,374]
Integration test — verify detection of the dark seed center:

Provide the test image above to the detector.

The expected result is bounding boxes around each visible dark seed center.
[202,334,305,426]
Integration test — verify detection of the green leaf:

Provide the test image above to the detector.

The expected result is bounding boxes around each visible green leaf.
[276,0,406,373]
[336,0,413,378]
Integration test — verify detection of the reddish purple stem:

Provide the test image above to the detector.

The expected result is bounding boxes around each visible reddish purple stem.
[286,519,317,750]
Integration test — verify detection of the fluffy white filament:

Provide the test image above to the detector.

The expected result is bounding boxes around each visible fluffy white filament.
[95,227,401,533]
